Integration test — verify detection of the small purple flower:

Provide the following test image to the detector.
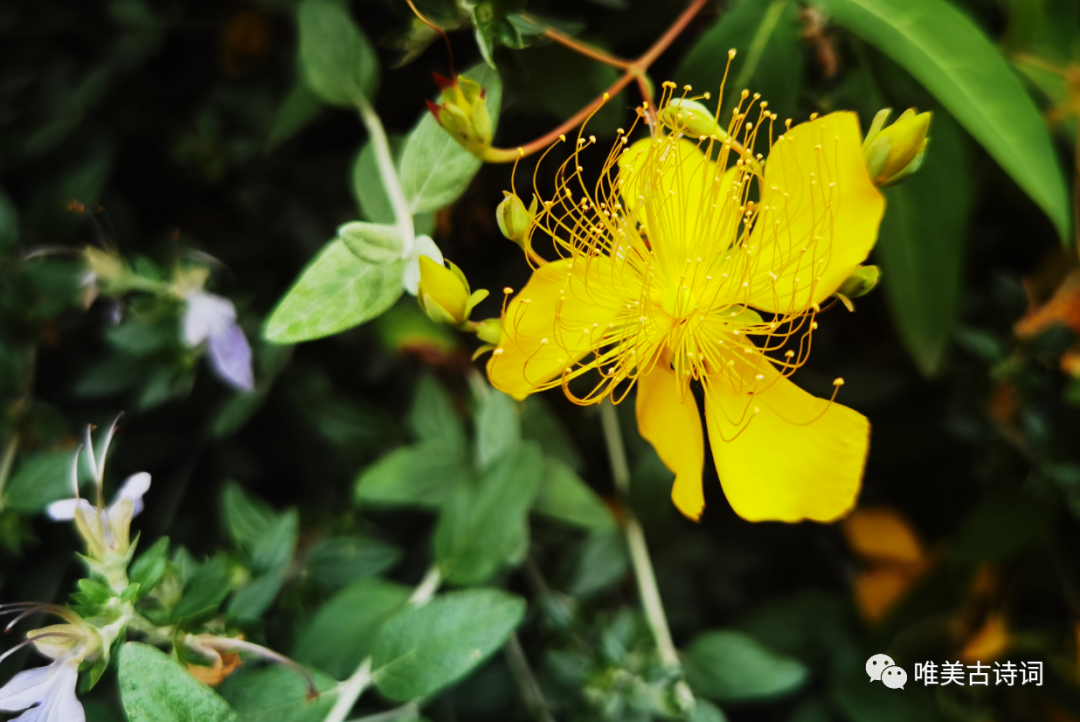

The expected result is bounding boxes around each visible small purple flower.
[182,291,254,392]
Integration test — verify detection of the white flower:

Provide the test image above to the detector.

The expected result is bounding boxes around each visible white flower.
[182,290,254,392]
[47,471,150,561]
[402,235,443,296]
[0,657,84,722]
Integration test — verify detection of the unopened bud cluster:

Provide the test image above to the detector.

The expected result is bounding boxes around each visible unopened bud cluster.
[863,108,931,187]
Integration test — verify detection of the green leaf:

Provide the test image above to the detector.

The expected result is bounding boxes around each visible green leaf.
[222,483,277,554]
[171,554,232,625]
[876,112,973,374]
[340,221,404,265]
[533,457,614,530]
[129,536,170,600]
[690,700,730,722]
[814,0,1071,241]
[227,570,287,621]
[218,665,338,722]
[264,239,405,343]
[435,442,543,585]
[266,82,324,151]
[400,64,502,214]
[293,578,411,679]
[351,137,436,231]
[297,0,378,106]
[474,389,520,469]
[683,630,808,703]
[676,0,803,118]
[3,448,75,513]
[370,589,526,701]
[408,374,466,449]
[305,535,401,588]
[0,188,19,254]
[569,527,629,597]
[521,395,583,472]
[250,511,298,574]
[118,642,238,722]
[354,442,472,509]
[948,487,1052,563]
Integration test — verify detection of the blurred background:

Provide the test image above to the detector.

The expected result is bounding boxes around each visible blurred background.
[2,0,1080,720]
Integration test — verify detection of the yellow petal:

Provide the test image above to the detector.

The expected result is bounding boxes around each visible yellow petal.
[487,258,621,400]
[842,507,924,564]
[617,136,738,271]
[745,112,885,314]
[635,356,705,521]
[703,353,868,522]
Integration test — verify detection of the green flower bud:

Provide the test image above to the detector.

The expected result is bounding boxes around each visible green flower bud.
[427,74,494,157]
[834,265,881,311]
[862,108,931,187]
[658,98,728,141]
[838,265,880,298]
[496,191,537,247]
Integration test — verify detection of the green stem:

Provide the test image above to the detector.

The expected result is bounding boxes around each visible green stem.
[505,634,555,722]
[356,95,416,256]
[599,400,694,712]
[0,434,19,512]
[325,566,442,722]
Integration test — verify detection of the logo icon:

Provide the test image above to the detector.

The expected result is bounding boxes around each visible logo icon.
[866,653,905,690]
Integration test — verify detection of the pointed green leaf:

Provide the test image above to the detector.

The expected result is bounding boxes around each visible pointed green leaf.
[408,374,466,449]
[354,441,472,509]
[683,630,808,703]
[876,112,973,374]
[119,642,237,722]
[293,578,411,679]
[297,0,378,106]
[474,389,520,469]
[677,0,803,118]
[370,589,526,701]
[264,240,405,343]
[534,457,614,530]
[435,442,543,585]
[814,0,1070,241]
[218,665,338,722]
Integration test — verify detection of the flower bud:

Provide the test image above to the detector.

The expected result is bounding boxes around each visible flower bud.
[863,108,931,187]
[417,256,489,326]
[658,98,728,141]
[426,74,493,156]
[838,265,880,299]
[496,192,536,247]
[834,265,880,311]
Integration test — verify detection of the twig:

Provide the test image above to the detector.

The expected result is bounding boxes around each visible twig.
[505,634,556,722]
[599,400,694,713]
[483,0,710,163]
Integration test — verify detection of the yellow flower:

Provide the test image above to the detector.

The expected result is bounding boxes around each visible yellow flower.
[486,84,885,523]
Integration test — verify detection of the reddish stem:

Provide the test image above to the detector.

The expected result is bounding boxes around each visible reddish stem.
[484,0,711,163]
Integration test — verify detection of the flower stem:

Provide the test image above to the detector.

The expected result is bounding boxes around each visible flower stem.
[505,634,556,722]
[355,95,415,256]
[599,400,694,712]
[325,565,442,722]
[483,0,710,163]
[521,16,632,70]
